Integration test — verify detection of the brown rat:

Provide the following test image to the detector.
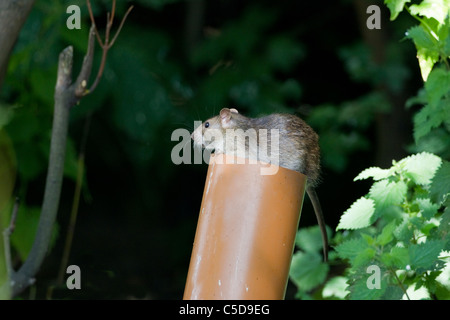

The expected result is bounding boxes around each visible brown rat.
[191,108,328,261]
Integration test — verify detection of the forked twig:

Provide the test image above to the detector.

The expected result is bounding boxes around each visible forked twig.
[84,0,134,94]
[6,1,132,298]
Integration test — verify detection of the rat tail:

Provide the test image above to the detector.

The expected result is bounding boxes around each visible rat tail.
[306,187,328,262]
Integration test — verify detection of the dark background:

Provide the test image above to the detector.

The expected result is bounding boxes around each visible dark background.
[0,0,422,299]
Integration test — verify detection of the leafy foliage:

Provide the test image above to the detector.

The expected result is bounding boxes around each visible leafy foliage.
[290,0,450,298]
[291,153,450,299]
[0,0,448,299]
[289,225,330,299]
[387,0,450,155]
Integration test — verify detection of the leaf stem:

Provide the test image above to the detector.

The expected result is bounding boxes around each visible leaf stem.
[389,267,410,300]
[405,6,439,42]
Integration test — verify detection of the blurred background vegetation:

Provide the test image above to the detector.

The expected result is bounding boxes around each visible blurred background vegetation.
[0,0,440,299]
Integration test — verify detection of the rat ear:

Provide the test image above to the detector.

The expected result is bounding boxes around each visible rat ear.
[230,108,239,114]
[219,108,233,127]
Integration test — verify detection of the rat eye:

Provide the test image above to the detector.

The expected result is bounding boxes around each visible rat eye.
[204,122,210,128]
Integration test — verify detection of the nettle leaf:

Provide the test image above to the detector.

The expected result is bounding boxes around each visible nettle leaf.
[413,103,448,141]
[444,26,450,56]
[394,217,414,242]
[353,247,377,268]
[348,276,387,300]
[384,0,411,20]
[354,166,393,181]
[335,237,369,260]
[430,160,450,204]
[407,25,437,50]
[425,68,450,108]
[377,220,398,246]
[381,246,409,268]
[407,25,440,81]
[289,251,329,291]
[409,0,449,25]
[337,197,375,230]
[322,276,349,299]
[437,205,450,235]
[409,240,444,269]
[399,152,442,185]
[416,198,439,219]
[382,285,405,300]
[369,180,407,212]
[417,47,440,81]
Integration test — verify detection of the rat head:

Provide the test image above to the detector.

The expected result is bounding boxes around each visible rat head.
[191,108,240,153]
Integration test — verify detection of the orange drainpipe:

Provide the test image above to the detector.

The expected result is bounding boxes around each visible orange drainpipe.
[183,153,306,300]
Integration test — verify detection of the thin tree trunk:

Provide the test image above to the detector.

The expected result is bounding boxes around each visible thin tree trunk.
[0,0,36,89]
[10,47,74,296]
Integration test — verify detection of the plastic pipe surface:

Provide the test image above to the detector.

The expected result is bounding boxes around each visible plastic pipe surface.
[183,154,306,300]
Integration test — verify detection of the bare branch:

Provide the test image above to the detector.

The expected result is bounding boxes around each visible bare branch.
[7,1,132,297]
[86,0,133,93]
[11,46,73,297]
[109,5,134,48]
[6,197,20,235]
[86,0,103,46]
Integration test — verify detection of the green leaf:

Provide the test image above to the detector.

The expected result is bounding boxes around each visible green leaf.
[425,68,450,108]
[399,152,442,185]
[394,217,414,242]
[430,160,450,204]
[407,25,437,51]
[0,131,16,212]
[353,247,377,268]
[381,246,410,268]
[416,198,439,219]
[295,225,329,253]
[413,102,449,141]
[354,166,392,181]
[384,0,411,20]
[369,180,407,212]
[337,197,375,230]
[0,105,13,129]
[349,276,387,300]
[377,220,398,245]
[289,251,329,291]
[10,205,59,261]
[406,25,440,80]
[335,237,369,260]
[322,276,350,299]
[409,0,449,25]
[409,240,444,269]
[417,47,440,81]
[437,206,450,247]
[382,285,405,300]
